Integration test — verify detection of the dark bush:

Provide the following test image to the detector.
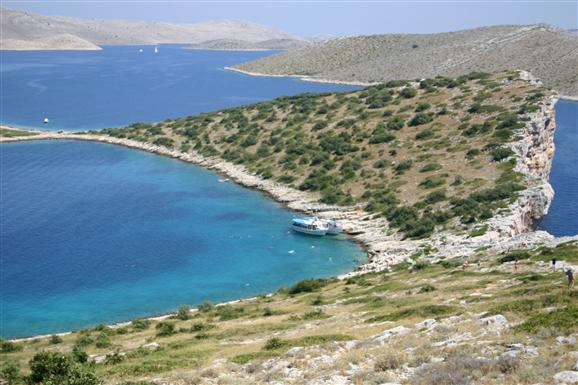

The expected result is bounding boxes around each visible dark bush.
[263,338,288,351]
[288,279,328,295]
[394,159,413,174]
[409,113,433,126]
[176,305,191,320]
[155,321,175,337]
[400,87,417,98]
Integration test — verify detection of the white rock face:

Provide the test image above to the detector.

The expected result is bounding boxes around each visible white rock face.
[371,326,411,345]
[478,314,510,334]
[554,371,578,384]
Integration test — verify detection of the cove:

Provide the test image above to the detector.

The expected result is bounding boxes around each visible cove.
[0,140,364,338]
[0,45,358,131]
[537,99,578,237]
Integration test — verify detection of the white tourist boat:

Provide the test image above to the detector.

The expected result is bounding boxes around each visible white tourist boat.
[43,117,49,124]
[291,217,329,236]
[154,46,159,53]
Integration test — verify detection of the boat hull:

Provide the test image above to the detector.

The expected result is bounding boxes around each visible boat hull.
[291,225,328,236]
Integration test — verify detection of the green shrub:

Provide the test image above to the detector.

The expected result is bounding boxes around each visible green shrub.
[152,136,174,148]
[490,147,515,161]
[499,250,531,263]
[515,306,578,334]
[176,305,191,321]
[28,352,100,385]
[419,162,442,173]
[469,225,488,237]
[419,284,437,293]
[400,87,417,98]
[288,279,328,295]
[197,301,215,312]
[409,113,433,126]
[425,190,447,204]
[190,322,214,332]
[419,176,446,189]
[301,309,330,320]
[415,102,431,112]
[94,333,112,349]
[394,159,413,174]
[0,339,22,353]
[263,338,289,351]
[415,129,435,140]
[155,321,175,337]
[387,116,406,130]
[0,360,20,384]
[73,334,93,349]
[131,319,151,331]
[50,335,63,344]
[216,305,245,321]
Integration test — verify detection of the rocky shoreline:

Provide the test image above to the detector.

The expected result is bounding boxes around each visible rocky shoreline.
[224,66,378,87]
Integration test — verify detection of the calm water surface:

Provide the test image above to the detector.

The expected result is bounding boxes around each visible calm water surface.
[537,100,578,236]
[0,140,364,338]
[0,45,357,130]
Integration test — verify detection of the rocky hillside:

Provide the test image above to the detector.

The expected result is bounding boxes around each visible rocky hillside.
[97,71,554,241]
[0,7,305,50]
[187,38,308,51]
[232,24,578,98]
[0,33,101,51]
[1,241,576,384]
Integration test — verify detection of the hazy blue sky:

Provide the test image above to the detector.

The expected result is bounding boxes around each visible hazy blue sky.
[5,1,577,36]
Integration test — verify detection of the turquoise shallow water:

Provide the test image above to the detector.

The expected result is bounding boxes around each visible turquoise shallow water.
[0,140,364,338]
[0,45,357,131]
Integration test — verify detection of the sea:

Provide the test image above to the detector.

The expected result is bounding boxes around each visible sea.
[536,99,578,237]
[0,46,576,338]
[0,46,362,338]
[0,45,357,131]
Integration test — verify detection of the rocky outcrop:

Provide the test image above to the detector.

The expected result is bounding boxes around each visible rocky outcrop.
[488,91,557,237]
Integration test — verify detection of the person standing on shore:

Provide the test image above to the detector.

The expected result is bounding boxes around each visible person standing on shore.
[566,268,575,289]
[552,257,557,267]
[514,259,520,272]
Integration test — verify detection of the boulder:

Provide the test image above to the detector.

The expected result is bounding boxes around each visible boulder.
[554,371,578,384]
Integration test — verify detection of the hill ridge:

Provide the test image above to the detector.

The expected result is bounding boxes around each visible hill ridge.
[232,24,578,97]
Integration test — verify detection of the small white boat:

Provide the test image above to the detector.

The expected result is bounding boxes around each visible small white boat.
[218,178,230,183]
[138,48,144,53]
[43,117,49,124]
[325,218,342,235]
[154,46,159,53]
[291,217,328,236]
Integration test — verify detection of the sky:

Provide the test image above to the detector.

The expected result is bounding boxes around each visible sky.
[4,1,577,36]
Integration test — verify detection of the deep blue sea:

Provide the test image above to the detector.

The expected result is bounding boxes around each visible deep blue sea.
[0,45,357,131]
[537,100,578,237]
[0,140,364,338]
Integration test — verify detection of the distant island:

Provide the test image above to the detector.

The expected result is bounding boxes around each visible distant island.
[232,24,578,98]
[0,7,307,51]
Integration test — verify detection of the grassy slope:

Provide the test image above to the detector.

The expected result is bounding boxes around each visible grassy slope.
[97,71,552,239]
[1,241,576,384]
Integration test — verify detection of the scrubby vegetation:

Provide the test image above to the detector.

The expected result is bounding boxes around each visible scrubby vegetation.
[96,72,551,239]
